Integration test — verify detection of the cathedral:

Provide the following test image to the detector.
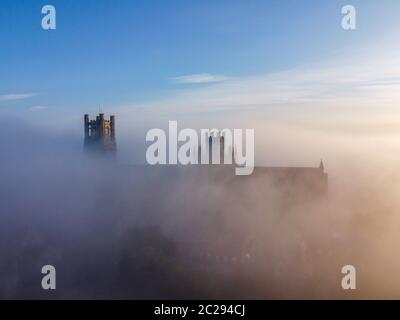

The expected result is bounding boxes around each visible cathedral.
[83,113,327,195]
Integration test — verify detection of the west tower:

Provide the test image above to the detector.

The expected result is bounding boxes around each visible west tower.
[84,113,116,156]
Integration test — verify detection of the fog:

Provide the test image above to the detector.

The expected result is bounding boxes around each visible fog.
[1,115,400,300]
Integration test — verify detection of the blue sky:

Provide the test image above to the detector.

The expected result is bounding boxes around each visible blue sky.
[1,0,400,119]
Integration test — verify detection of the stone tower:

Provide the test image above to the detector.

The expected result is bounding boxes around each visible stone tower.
[84,113,116,155]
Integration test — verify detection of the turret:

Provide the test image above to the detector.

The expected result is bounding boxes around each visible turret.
[110,115,115,138]
[84,114,89,139]
[99,113,105,138]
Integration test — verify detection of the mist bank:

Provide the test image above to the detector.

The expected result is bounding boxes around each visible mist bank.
[1,117,400,299]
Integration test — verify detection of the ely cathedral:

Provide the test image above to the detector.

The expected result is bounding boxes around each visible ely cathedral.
[83,113,327,196]
[82,113,329,288]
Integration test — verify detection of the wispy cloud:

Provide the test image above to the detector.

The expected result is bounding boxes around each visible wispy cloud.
[171,73,230,84]
[0,93,37,102]
[29,106,48,111]
[116,46,400,134]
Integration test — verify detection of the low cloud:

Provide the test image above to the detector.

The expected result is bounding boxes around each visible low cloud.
[2,117,400,299]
